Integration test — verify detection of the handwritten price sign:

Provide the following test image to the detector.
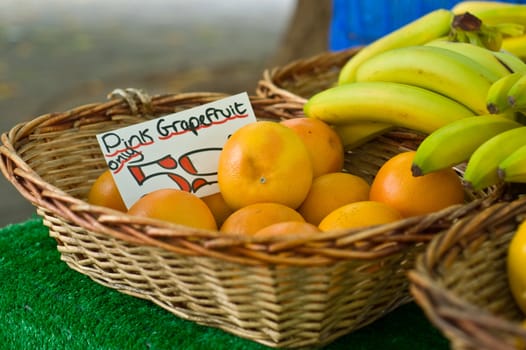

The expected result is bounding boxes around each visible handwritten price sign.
[96,92,257,208]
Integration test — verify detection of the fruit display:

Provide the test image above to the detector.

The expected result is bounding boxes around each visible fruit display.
[90,119,462,236]
[84,1,526,239]
[305,2,526,193]
[11,2,526,348]
[11,90,489,350]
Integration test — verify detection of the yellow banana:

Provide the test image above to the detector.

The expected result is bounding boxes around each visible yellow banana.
[502,34,526,58]
[303,81,475,134]
[426,37,526,74]
[498,144,526,183]
[333,122,394,150]
[486,72,524,114]
[354,45,501,114]
[506,72,526,110]
[493,49,526,73]
[338,9,454,84]
[463,126,526,190]
[425,39,512,76]
[412,114,521,176]
[453,3,526,26]
[452,1,516,15]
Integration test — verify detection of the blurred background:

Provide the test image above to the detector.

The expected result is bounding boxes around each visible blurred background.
[0,0,306,226]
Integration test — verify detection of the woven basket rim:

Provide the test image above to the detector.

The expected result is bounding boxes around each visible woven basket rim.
[0,89,505,266]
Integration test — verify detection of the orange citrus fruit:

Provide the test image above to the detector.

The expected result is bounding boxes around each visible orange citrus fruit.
[127,188,217,230]
[217,121,313,210]
[298,172,370,225]
[318,200,403,231]
[281,117,344,177]
[369,151,465,217]
[220,202,305,235]
[201,191,234,227]
[254,220,320,238]
[87,169,127,212]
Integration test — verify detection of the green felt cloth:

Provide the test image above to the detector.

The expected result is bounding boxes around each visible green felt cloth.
[0,217,450,350]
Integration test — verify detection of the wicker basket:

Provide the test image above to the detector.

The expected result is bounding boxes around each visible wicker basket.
[255,47,362,115]
[409,195,526,350]
[0,88,504,348]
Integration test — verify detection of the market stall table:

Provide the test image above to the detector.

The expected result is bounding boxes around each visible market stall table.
[1,217,449,349]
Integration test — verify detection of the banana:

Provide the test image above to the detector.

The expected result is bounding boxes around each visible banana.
[411,114,521,176]
[486,72,524,114]
[498,144,526,183]
[338,9,454,84]
[425,39,512,76]
[463,126,526,190]
[452,1,526,24]
[493,49,526,73]
[502,35,526,59]
[303,81,475,134]
[354,45,501,114]
[426,38,526,74]
[452,1,515,14]
[506,72,526,110]
[334,122,394,150]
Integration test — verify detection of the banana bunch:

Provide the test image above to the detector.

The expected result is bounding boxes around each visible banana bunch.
[305,6,526,150]
[303,2,526,191]
[487,72,526,114]
[412,70,526,191]
[411,114,521,177]
[307,40,526,147]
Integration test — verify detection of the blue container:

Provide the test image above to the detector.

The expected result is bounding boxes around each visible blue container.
[330,0,526,50]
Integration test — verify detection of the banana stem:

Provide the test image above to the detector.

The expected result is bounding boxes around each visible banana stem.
[450,12,504,50]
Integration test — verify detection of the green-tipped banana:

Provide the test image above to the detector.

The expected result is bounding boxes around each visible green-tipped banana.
[334,122,394,150]
[304,81,475,134]
[507,72,526,110]
[464,126,526,190]
[498,144,526,183]
[354,45,501,114]
[412,114,521,176]
[338,9,454,84]
[425,39,512,76]
[486,72,525,114]
[493,49,526,73]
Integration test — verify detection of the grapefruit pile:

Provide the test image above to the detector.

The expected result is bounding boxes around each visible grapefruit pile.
[88,118,466,239]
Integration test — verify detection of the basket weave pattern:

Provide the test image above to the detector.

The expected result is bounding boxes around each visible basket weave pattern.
[409,197,526,350]
[256,47,361,116]
[0,89,503,348]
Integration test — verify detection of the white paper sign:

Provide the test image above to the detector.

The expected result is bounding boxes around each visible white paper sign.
[96,92,257,208]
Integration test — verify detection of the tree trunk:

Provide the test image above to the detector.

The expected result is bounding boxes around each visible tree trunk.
[269,0,332,67]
